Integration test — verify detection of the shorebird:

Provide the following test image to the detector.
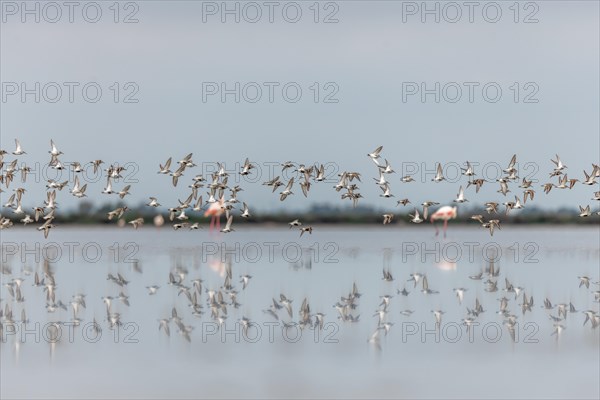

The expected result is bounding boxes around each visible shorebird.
[12,139,26,155]
[102,177,113,194]
[551,154,567,171]
[107,206,128,220]
[220,215,234,233]
[382,214,394,225]
[48,139,62,156]
[421,276,438,294]
[239,158,254,176]
[378,159,395,174]
[432,310,445,327]
[300,226,313,237]
[374,171,388,186]
[382,268,394,282]
[147,197,161,207]
[454,186,468,203]
[582,169,597,185]
[497,180,510,196]
[117,185,131,199]
[462,161,476,177]
[397,198,410,206]
[482,219,501,236]
[146,285,160,295]
[407,272,424,287]
[129,218,144,229]
[280,178,294,201]
[578,276,591,289]
[467,178,485,193]
[379,183,394,198]
[504,154,517,174]
[421,201,439,220]
[409,208,423,223]
[579,205,591,217]
[432,163,444,182]
[240,202,251,218]
[37,219,55,238]
[367,145,383,163]
[453,288,467,305]
[239,274,252,290]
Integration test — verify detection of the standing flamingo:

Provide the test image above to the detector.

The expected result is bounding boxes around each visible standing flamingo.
[430,206,457,238]
[204,197,225,232]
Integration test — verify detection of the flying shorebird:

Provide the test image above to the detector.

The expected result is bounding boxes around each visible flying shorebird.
[102,177,113,194]
[579,205,591,217]
[367,145,383,162]
[407,273,423,288]
[409,208,423,223]
[220,215,234,233]
[551,154,567,171]
[129,218,144,229]
[453,288,468,305]
[147,197,161,207]
[582,169,597,185]
[12,139,26,155]
[454,186,468,203]
[432,163,444,182]
[421,276,438,294]
[240,202,251,218]
[300,226,313,237]
[382,214,394,225]
[462,161,475,177]
[117,185,131,199]
[397,198,410,206]
[504,154,517,174]
[37,218,55,239]
[280,178,294,201]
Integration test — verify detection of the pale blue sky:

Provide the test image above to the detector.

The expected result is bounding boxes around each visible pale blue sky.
[1,1,598,212]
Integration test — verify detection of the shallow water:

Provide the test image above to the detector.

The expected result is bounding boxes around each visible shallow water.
[1,226,599,399]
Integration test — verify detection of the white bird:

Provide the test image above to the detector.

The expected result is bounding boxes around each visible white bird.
[12,139,26,155]
[220,215,234,233]
[551,154,567,171]
[241,202,251,218]
[280,178,294,201]
[102,177,113,194]
[432,163,444,182]
[48,139,62,156]
[409,208,423,223]
[147,197,160,207]
[454,185,468,203]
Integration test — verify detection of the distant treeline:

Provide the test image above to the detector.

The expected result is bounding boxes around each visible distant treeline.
[4,201,598,225]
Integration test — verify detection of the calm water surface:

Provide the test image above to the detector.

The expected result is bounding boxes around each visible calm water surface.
[1,226,599,399]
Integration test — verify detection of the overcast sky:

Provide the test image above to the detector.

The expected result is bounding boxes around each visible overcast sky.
[1,1,598,212]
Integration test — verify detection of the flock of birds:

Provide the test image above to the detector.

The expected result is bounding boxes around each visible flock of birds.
[0,141,599,240]
[0,140,599,349]
[0,248,598,349]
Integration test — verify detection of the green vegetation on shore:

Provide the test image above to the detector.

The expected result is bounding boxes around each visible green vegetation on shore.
[3,201,598,225]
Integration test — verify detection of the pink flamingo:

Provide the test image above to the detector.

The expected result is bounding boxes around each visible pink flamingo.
[430,206,457,238]
[204,197,225,232]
